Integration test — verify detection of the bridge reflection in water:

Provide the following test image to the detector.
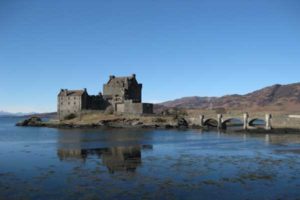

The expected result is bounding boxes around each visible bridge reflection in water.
[57,145,153,173]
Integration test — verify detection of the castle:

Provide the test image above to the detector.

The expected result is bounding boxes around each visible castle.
[58,74,153,120]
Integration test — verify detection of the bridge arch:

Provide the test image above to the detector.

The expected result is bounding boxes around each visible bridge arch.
[203,118,218,127]
[248,118,266,127]
[222,118,243,127]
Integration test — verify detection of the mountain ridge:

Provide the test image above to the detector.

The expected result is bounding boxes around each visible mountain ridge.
[158,82,300,111]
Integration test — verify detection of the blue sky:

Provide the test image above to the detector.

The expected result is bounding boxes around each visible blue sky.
[1,0,300,112]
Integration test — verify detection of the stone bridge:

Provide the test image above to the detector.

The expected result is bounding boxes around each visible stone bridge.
[187,111,300,130]
[188,112,272,130]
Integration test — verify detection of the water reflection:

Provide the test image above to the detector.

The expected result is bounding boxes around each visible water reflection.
[247,134,300,145]
[265,134,270,144]
[57,145,153,173]
[55,128,154,172]
[268,134,300,144]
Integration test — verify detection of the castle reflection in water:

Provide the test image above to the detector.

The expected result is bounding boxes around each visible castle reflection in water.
[57,145,153,173]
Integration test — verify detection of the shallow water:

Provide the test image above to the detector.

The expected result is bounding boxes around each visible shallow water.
[1,117,300,200]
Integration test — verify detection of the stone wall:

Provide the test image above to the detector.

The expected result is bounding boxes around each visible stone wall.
[271,115,300,129]
[87,95,110,110]
[142,103,153,114]
[116,100,153,114]
[116,104,125,113]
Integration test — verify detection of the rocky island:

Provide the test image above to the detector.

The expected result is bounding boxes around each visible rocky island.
[16,109,191,129]
[16,75,300,133]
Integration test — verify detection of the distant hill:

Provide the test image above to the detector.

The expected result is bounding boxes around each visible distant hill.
[158,82,300,112]
[0,111,13,116]
[0,111,36,117]
[0,111,57,118]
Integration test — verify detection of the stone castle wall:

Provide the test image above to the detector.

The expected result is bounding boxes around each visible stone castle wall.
[58,95,86,120]
[58,92,108,120]
[116,100,153,115]
[102,75,142,103]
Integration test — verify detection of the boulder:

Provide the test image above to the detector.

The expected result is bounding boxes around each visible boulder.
[16,117,42,126]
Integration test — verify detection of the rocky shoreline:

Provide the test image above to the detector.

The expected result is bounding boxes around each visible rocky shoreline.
[15,116,300,134]
[16,116,192,129]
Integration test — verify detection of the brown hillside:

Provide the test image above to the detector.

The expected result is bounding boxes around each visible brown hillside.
[158,82,300,112]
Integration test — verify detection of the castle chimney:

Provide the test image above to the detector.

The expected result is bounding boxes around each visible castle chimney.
[109,75,115,79]
[132,73,136,78]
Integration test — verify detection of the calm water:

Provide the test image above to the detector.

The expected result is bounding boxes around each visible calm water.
[1,117,300,200]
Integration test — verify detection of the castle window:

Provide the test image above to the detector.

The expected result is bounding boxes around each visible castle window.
[68,102,70,105]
